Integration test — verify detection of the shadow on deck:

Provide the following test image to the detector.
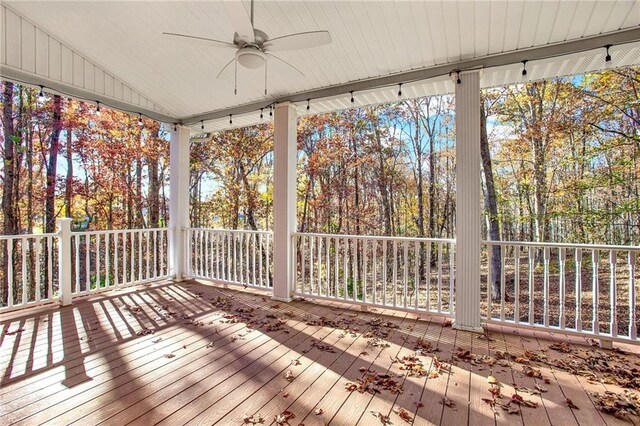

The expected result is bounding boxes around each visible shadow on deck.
[1,279,638,426]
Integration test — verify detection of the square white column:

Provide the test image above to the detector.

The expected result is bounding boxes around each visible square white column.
[169,125,190,281]
[453,70,483,332]
[272,102,297,302]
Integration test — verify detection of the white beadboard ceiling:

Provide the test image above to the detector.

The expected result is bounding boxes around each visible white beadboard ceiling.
[2,0,640,133]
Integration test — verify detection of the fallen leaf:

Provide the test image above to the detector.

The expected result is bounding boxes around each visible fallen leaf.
[284,370,295,381]
[440,396,457,408]
[314,408,323,415]
[394,407,413,423]
[242,414,265,424]
[565,398,579,409]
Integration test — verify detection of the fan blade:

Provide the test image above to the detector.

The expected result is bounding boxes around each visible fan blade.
[216,58,236,80]
[224,1,254,43]
[263,31,331,52]
[162,32,237,49]
[266,53,305,77]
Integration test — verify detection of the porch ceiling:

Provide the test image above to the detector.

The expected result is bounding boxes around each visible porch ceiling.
[2,1,640,133]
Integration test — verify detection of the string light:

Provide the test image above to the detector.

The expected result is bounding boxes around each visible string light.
[306,99,310,111]
[38,85,45,101]
[456,72,461,85]
[605,44,612,68]
[229,114,233,125]
[201,120,204,130]
[138,113,143,126]
[521,60,528,77]
[96,101,101,116]
[397,83,403,97]
[260,108,264,119]
[350,91,354,103]
[173,123,178,132]
[269,105,273,117]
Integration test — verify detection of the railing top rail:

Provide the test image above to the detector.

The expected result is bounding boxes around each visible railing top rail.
[483,239,640,252]
[71,228,168,236]
[0,232,59,240]
[188,227,272,235]
[293,232,455,244]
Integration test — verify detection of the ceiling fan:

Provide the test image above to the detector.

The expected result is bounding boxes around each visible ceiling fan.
[163,0,331,95]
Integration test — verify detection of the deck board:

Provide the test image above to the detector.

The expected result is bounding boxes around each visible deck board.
[1,280,638,426]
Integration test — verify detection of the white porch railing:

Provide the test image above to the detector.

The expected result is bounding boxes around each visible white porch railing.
[292,232,456,315]
[482,241,639,342]
[0,225,169,313]
[0,233,59,311]
[71,228,170,297]
[2,224,638,344]
[185,228,273,289]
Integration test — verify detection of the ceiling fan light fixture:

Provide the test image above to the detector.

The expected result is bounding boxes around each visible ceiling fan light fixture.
[236,48,266,69]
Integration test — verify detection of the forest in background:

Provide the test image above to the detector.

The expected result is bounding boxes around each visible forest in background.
[1,66,639,246]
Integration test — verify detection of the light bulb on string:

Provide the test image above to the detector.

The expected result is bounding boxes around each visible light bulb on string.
[397,83,403,97]
[521,60,528,77]
[173,123,178,132]
[260,108,264,120]
[350,91,354,103]
[605,45,612,68]
[306,99,310,111]
[269,105,273,117]
[456,72,461,85]
[96,101,101,116]
[229,114,233,125]
[201,120,204,130]
[38,86,45,101]
[138,113,143,126]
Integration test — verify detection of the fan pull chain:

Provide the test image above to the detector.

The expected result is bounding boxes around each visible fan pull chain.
[234,59,238,95]
[264,58,268,95]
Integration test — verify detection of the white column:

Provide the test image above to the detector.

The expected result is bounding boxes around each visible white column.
[169,125,191,281]
[453,70,483,332]
[57,218,73,306]
[272,102,297,302]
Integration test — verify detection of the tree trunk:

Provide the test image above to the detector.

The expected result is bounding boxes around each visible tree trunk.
[148,143,160,229]
[2,82,18,235]
[45,95,63,234]
[480,101,502,301]
[65,127,73,218]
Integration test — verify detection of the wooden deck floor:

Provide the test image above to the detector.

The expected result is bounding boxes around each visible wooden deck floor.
[1,280,639,426]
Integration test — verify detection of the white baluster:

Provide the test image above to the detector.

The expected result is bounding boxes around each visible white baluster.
[528,246,535,325]
[514,245,520,323]
[500,245,506,322]
[559,248,566,329]
[575,248,582,331]
[7,239,14,307]
[392,240,398,307]
[414,240,419,310]
[437,242,443,313]
[609,250,617,337]
[326,236,330,297]
[362,239,368,303]
[35,237,42,301]
[425,241,431,312]
[628,252,637,340]
[382,240,387,306]
[543,247,550,327]
[21,238,27,304]
[592,249,600,334]
[487,243,493,318]
[372,239,378,305]
[403,241,409,308]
